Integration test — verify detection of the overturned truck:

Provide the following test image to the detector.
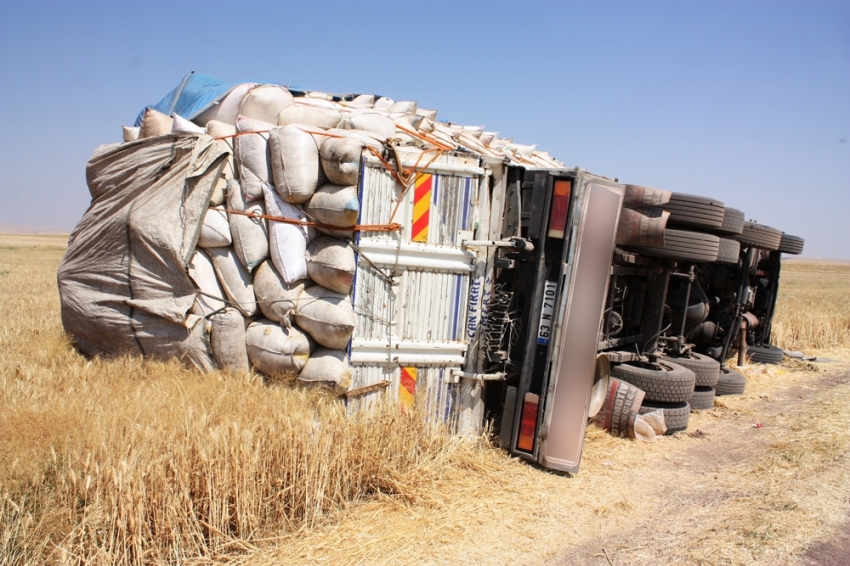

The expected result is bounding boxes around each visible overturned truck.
[58,72,804,474]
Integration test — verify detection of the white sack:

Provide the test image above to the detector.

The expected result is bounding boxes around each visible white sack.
[208,159,234,206]
[304,183,360,233]
[172,113,206,134]
[298,348,352,389]
[341,112,396,140]
[263,185,313,283]
[347,94,375,109]
[305,91,332,100]
[205,120,238,206]
[389,100,417,114]
[294,285,355,350]
[246,319,312,375]
[240,84,295,124]
[207,247,258,317]
[278,106,342,129]
[415,107,437,120]
[374,97,395,109]
[227,182,269,270]
[253,260,306,328]
[139,108,173,138]
[269,124,325,204]
[206,120,237,139]
[194,83,256,126]
[320,136,363,186]
[235,116,275,201]
[294,97,336,109]
[306,237,356,295]
[122,126,140,142]
[210,307,250,371]
[187,249,227,317]
[197,206,232,248]
[325,128,382,148]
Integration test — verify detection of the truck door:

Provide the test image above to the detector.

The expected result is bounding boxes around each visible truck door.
[496,170,624,473]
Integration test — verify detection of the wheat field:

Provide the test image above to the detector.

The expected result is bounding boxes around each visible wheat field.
[1,236,848,565]
[770,259,850,350]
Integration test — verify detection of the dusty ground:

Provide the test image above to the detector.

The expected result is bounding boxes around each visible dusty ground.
[240,354,850,566]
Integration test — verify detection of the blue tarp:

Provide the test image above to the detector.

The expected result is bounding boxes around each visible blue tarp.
[134,72,239,126]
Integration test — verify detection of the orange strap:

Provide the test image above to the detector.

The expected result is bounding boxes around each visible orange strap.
[224,208,401,233]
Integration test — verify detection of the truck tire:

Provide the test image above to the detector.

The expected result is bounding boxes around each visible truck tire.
[715,238,741,265]
[777,233,804,255]
[659,192,725,230]
[690,386,716,409]
[639,401,691,434]
[629,229,720,263]
[715,367,746,395]
[662,352,720,387]
[733,221,782,251]
[611,361,695,403]
[748,343,784,364]
[713,207,745,236]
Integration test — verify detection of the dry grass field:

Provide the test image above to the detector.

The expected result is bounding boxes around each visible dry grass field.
[1,236,849,565]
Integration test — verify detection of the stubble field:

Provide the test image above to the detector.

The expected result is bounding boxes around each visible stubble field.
[1,234,849,565]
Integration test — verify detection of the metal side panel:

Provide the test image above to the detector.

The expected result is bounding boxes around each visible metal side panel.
[346,365,458,425]
[349,154,481,422]
[539,182,624,473]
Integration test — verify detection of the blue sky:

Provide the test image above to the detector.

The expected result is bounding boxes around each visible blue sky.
[1,1,848,258]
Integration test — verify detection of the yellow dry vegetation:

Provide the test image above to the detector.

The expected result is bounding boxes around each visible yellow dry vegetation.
[1,236,848,565]
[770,259,850,350]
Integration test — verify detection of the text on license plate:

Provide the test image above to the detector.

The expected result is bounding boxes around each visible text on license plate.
[536,280,558,345]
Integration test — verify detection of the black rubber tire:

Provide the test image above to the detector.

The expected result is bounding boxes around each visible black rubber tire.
[639,401,691,434]
[715,367,746,395]
[662,352,720,387]
[690,386,716,410]
[630,229,720,263]
[777,233,804,255]
[611,360,696,403]
[659,192,726,230]
[715,238,741,265]
[713,207,745,236]
[733,221,782,251]
[748,343,784,364]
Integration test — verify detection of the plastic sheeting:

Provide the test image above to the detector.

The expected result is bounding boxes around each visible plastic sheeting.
[133,72,238,126]
[58,133,231,369]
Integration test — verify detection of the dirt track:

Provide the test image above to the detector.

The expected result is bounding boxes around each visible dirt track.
[548,365,850,565]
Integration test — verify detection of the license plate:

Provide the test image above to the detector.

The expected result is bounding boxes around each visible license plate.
[536,280,558,345]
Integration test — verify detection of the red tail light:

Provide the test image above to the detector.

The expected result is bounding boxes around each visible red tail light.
[548,179,572,239]
[517,393,540,452]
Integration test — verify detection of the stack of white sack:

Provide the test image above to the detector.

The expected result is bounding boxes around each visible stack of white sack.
[61,80,563,392]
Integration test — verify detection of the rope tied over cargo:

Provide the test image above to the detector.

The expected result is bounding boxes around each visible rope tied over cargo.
[223,208,401,233]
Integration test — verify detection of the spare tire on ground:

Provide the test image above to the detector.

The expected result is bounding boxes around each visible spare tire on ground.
[611,360,696,403]
[690,386,716,410]
[639,401,691,434]
[658,192,725,230]
[715,367,746,395]
[748,343,784,364]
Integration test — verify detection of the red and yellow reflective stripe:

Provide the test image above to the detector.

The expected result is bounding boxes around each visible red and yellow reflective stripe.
[400,366,418,408]
[411,174,432,243]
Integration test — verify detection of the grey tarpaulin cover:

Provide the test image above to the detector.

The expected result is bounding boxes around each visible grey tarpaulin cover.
[58,133,231,370]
